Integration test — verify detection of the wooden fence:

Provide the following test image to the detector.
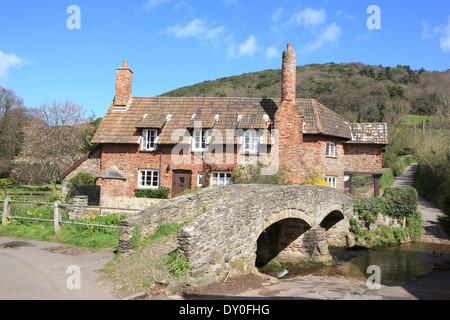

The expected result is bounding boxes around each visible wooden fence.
[0,198,142,235]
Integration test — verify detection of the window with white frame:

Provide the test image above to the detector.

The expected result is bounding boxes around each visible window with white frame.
[138,169,159,189]
[141,129,158,151]
[192,129,209,152]
[211,171,232,186]
[326,142,336,157]
[325,176,337,188]
[197,172,205,187]
[244,130,259,153]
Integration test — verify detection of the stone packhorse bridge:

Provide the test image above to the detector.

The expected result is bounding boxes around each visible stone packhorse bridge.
[119,185,353,284]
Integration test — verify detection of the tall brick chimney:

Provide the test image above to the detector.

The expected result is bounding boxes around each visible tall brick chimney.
[281,44,296,103]
[274,44,306,184]
[114,61,133,107]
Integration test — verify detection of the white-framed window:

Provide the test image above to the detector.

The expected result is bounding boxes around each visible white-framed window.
[192,129,209,152]
[326,142,336,157]
[325,176,337,188]
[138,169,159,189]
[197,172,205,187]
[142,129,158,151]
[244,130,259,153]
[211,171,232,186]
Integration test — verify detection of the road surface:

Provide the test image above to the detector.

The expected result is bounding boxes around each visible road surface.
[0,237,117,300]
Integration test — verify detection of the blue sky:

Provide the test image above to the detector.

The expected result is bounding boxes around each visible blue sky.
[0,0,449,118]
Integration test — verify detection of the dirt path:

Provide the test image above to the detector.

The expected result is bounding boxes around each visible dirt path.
[391,163,450,244]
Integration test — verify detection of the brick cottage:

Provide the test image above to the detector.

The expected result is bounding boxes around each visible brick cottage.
[61,45,388,207]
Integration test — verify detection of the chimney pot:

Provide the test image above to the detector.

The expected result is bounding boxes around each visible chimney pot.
[287,44,292,50]
[123,61,128,68]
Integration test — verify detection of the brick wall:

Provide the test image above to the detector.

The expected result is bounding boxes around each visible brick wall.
[303,135,345,190]
[343,144,384,173]
[98,143,244,200]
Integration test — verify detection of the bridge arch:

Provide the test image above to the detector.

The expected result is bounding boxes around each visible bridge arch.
[255,210,311,268]
[177,185,353,284]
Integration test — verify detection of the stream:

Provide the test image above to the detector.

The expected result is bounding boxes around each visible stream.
[259,242,450,285]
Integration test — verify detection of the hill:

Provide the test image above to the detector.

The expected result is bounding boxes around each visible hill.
[160,63,450,123]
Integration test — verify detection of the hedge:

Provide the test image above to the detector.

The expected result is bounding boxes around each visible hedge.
[382,187,419,218]
[352,186,421,244]
[135,187,170,199]
[353,187,419,223]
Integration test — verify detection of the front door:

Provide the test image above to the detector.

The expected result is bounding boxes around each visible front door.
[172,171,191,197]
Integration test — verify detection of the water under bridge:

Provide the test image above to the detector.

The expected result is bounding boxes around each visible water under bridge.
[119,184,353,284]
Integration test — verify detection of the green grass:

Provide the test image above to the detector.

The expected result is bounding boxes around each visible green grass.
[404,115,434,125]
[133,222,186,249]
[0,202,124,250]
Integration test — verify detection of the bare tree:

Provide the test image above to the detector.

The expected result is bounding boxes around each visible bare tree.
[0,87,29,177]
[12,100,94,189]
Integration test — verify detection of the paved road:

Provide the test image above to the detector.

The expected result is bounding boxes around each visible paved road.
[0,237,117,300]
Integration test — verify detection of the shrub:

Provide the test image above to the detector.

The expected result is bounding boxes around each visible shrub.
[66,172,96,199]
[302,170,330,187]
[351,187,421,245]
[353,197,384,228]
[48,190,64,202]
[135,187,170,199]
[382,187,418,218]
[406,210,423,240]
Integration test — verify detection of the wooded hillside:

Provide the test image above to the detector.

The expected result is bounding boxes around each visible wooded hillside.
[161,63,450,123]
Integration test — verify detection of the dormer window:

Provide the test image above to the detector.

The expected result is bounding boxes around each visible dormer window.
[192,129,209,152]
[142,129,159,151]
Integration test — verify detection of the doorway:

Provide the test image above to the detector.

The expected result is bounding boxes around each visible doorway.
[172,170,192,197]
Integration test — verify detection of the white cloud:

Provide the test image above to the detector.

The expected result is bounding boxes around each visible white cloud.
[287,8,327,29]
[238,35,257,57]
[228,35,259,58]
[421,17,450,52]
[437,17,450,52]
[167,18,261,59]
[167,18,225,43]
[272,7,283,22]
[302,22,342,53]
[266,46,278,59]
[137,0,171,13]
[335,10,354,20]
[0,51,26,79]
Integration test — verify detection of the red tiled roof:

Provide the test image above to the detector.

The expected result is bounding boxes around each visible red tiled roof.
[91,97,385,145]
[347,123,388,145]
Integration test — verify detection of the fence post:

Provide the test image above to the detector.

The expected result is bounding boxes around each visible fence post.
[54,201,61,234]
[2,197,10,226]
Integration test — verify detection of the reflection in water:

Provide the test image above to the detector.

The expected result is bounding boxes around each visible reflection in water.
[259,242,450,284]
